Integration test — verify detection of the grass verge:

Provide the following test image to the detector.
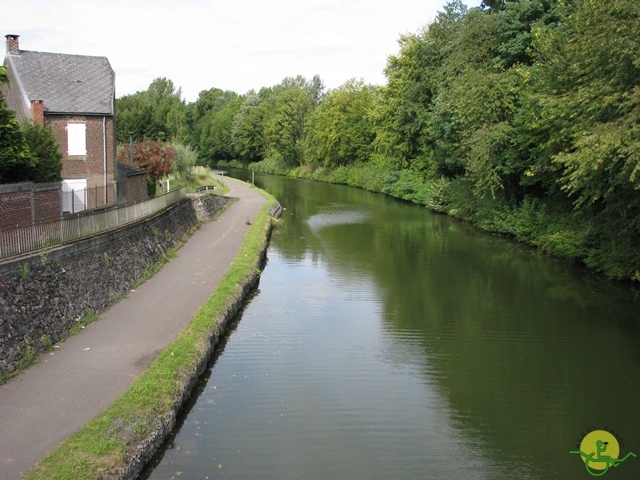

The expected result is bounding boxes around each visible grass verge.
[169,166,230,195]
[24,186,279,480]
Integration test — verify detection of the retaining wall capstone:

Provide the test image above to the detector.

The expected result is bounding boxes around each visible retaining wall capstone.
[0,194,234,379]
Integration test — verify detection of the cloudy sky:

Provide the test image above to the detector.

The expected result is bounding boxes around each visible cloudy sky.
[2,0,482,102]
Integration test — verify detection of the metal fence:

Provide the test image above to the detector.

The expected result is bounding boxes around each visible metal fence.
[62,183,118,214]
[0,187,187,261]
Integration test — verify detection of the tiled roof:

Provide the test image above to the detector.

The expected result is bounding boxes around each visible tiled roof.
[8,50,115,115]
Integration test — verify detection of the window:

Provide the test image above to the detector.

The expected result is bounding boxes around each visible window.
[67,123,86,156]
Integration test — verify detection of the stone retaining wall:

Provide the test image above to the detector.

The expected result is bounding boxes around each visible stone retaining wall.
[187,192,235,221]
[0,194,234,379]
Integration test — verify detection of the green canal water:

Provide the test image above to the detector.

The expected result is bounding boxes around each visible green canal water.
[143,172,640,479]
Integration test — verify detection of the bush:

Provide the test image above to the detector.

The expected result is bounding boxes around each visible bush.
[249,154,291,175]
[170,143,197,183]
[22,122,62,183]
[380,170,429,205]
[424,177,451,213]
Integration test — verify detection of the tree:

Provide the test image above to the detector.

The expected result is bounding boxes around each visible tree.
[494,0,565,68]
[264,88,313,166]
[0,66,33,184]
[379,32,435,170]
[170,142,197,183]
[116,93,162,143]
[187,89,240,161]
[231,94,268,163]
[279,75,325,107]
[305,80,377,167]
[116,77,187,143]
[532,0,640,219]
[198,98,243,164]
[145,77,186,141]
[378,1,469,174]
[22,122,62,183]
[117,139,175,195]
[481,0,516,11]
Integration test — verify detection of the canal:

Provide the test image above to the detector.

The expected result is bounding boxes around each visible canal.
[143,171,640,479]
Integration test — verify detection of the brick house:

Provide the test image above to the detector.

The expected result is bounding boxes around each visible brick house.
[2,34,118,212]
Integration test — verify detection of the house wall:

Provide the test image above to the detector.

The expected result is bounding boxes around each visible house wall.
[33,184,61,223]
[127,174,149,203]
[0,183,61,230]
[116,162,149,205]
[47,114,117,209]
[0,186,31,229]
[0,62,29,122]
[115,174,148,206]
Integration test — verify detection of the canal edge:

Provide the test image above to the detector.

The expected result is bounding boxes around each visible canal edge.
[24,193,282,480]
[122,198,283,480]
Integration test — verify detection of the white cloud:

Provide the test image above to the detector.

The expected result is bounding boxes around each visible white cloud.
[2,0,482,102]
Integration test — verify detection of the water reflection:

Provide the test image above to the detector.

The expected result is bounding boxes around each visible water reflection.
[144,171,640,479]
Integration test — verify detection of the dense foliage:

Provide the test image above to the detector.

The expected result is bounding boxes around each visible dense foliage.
[112,0,640,280]
[21,122,63,183]
[0,67,62,184]
[116,139,175,195]
[116,77,186,143]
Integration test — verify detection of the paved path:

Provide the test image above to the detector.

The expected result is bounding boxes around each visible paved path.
[0,177,267,479]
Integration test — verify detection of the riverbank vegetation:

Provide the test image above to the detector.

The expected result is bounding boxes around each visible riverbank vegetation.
[115,0,640,281]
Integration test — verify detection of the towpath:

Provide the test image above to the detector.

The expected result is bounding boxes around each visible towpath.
[0,176,266,479]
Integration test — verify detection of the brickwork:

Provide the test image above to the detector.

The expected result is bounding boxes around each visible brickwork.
[0,183,61,230]
[0,189,32,230]
[128,175,148,203]
[30,100,44,126]
[48,115,116,178]
[5,34,19,54]
[117,162,149,205]
[33,187,62,223]
[47,115,117,208]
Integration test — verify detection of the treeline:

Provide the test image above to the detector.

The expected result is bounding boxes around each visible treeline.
[115,0,640,281]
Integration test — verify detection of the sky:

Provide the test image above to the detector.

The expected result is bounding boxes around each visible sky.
[1,0,482,103]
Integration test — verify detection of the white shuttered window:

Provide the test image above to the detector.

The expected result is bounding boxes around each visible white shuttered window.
[67,123,86,155]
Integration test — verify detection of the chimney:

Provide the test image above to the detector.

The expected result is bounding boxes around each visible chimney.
[5,34,19,54]
[31,100,45,126]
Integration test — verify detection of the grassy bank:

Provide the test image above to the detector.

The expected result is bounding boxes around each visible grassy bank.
[166,166,230,195]
[25,187,279,480]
